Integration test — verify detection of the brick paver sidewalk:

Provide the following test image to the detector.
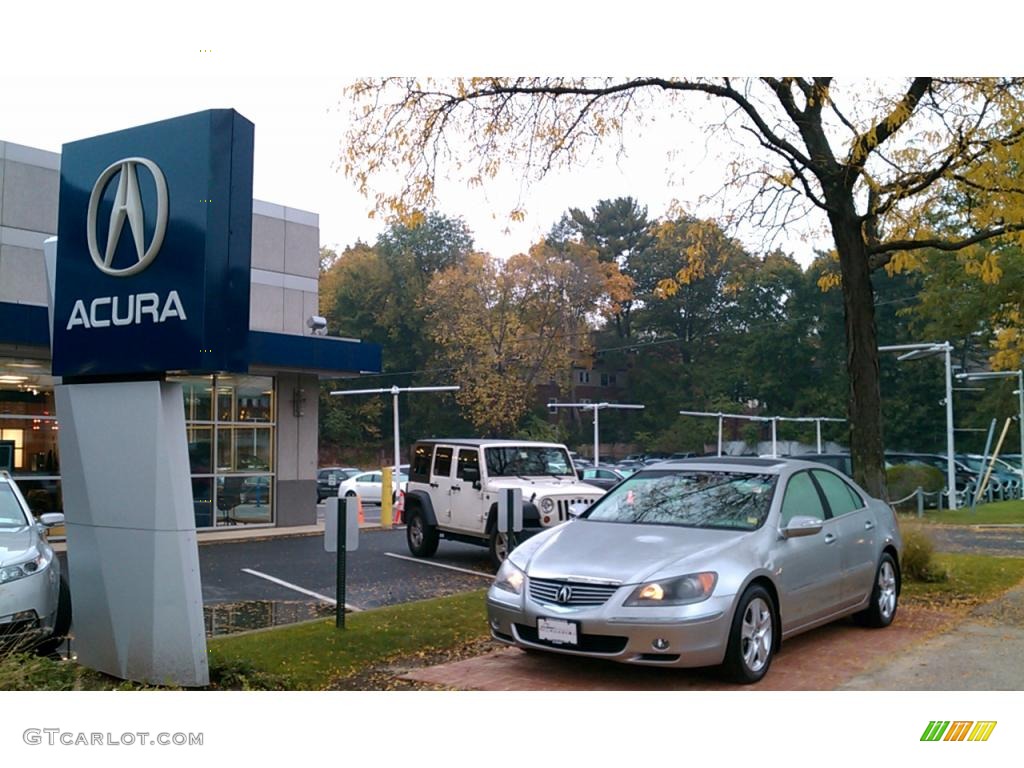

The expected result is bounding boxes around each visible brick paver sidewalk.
[403,604,958,691]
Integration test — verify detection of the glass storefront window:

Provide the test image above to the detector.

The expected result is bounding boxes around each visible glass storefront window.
[179,378,213,422]
[186,427,213,474]
[6,370,277,531]
[192,477,215,528]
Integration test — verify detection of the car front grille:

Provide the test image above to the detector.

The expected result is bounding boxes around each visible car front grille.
[528,577,619,607]
[515,623,628,654]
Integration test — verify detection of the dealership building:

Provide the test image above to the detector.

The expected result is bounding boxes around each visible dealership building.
[0,137,381,530]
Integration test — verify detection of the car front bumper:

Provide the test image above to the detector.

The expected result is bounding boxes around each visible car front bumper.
[486,582,736,668]
[0,564,60,645]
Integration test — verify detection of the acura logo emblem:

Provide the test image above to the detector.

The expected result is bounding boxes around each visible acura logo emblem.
[86,157,168,277]
[556,585,573,604]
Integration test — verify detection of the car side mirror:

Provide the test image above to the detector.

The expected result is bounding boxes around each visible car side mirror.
[472,479,482,491]
[40,512,65,527]
[781,516,823,539]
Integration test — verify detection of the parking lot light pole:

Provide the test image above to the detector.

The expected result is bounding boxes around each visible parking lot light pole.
[331,385,460,492]
[956,370,1024,483]
[548,402,645,466]
[774,416,847,453]
[880,342,956,509]
[678,410,845,457]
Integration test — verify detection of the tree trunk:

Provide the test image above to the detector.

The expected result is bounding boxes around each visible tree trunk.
[829,208,888,499]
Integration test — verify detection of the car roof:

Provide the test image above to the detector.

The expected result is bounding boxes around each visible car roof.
[413,439,568,448]
[653,456,850,475]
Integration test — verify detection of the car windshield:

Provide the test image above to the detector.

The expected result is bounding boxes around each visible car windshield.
[582,470,776,530]
[0,483,30,528]
[485,446,574,477]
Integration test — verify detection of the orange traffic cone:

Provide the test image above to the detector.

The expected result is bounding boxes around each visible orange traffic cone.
[394,491,404,525]
[357,496,365,524]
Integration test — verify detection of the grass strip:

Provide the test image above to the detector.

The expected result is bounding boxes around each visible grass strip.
[208,589,491,689]
[900,499,1024,526]
[902,553,1024,610]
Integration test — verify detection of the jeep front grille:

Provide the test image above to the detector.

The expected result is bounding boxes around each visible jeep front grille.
[529,577,619,607]
[554,497,599,521]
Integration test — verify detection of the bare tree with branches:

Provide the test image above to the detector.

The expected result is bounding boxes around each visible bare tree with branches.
[343,77,1024,497]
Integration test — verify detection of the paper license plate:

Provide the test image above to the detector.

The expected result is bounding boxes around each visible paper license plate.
[537,617,578,646]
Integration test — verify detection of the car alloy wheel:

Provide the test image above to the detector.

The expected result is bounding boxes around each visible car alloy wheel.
[724,585,776,684]
[740,596,773,674]
[877,558,898,621]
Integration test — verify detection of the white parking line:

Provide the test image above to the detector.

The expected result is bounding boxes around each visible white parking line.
[383,552,494,579]
[241,568,362,611]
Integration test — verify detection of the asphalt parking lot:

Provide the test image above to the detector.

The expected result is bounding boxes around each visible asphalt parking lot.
[199,526,493,612]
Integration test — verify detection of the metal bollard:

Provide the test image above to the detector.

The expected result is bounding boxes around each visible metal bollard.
[916,486,924,518]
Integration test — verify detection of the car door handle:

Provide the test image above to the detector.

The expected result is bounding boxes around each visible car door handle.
[864,521,875,531]
[451,485,461,492]
[429,482,439,488]
[824,533,837,544]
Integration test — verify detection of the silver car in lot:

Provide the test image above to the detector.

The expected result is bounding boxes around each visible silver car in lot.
[0,472,70,653]
[487,457,902,683]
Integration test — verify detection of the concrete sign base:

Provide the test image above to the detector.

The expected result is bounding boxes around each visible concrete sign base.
[54,380,208,687]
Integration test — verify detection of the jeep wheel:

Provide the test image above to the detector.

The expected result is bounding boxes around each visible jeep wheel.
[489,530,512,568]
[406,510,439,558]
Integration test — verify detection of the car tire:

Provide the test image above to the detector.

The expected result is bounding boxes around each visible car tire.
[406,509,439,558]
[488,530,513,568]
[853,553,900,628]
[36,575,72,656]
[723,584,776,685]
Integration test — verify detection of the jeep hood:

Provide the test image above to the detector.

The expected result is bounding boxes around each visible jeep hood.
[486,477,605,498]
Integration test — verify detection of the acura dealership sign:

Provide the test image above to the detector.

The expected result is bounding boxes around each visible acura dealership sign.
[53,110,254,377]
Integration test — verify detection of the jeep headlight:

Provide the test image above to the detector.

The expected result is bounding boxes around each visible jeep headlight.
[493,559,525,595]
[540,497,555,513]
[623,572,717,607]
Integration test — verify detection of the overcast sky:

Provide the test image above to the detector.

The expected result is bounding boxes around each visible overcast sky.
[2,3,1016,267]
[8,3,1011,268]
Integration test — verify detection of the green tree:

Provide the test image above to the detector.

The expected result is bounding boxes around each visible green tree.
[319,214,477,447]
[422,243,606,435]
[550,197,654,338]
[344,77,1024,497]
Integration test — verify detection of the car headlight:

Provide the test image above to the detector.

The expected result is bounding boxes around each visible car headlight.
[493,558,525,595]
[540,497,555,513]
[623,572,717,607]
[0,549,51,584]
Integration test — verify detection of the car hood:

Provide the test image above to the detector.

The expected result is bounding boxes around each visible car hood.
[518,520,748,585]
[487,477,604,497]
[0,526,34,563]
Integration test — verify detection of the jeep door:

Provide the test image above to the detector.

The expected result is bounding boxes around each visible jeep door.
[449,447,485,534]
[430,445,456,525]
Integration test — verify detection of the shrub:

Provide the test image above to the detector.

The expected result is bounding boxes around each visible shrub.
[887,463,945,510]
[207,657,291,690]
[901,525,947,583]
[0,650,81,691]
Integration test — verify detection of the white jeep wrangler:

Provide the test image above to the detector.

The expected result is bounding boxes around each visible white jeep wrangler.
[403,439,605,566]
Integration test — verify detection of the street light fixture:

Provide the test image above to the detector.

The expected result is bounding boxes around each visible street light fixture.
[879,341,956,509]
[548,402,644,466]
[677,410,844,457]
[955,369,1024,483]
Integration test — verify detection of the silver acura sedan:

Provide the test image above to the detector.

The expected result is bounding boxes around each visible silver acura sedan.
[487,457,902,683]
[0,472,70,653]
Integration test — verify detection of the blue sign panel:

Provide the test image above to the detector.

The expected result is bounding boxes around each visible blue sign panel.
[53,110,254,377]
